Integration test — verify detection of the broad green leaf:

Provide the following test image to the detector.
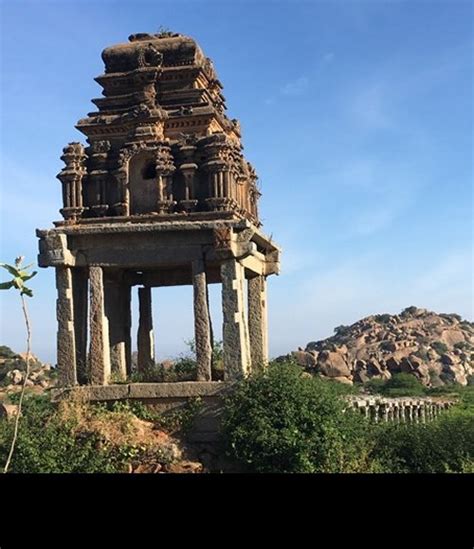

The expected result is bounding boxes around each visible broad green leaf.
[22,270,38,281]
[21,286,33,297]
[0,263,21,277]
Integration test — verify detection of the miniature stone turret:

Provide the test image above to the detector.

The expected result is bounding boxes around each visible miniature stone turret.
[37,32,280,388]
[56,31,261,224]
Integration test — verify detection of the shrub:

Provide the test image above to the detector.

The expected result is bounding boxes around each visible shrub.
[366,373,426,397]
[0,395,180,473]
[0,395,116,473]
[222,362,372,473]
[371,408,474,473]
[366,377,388,395]
[401,306,418,317]
[454,341,471,351]
[333,325,350,336]
[374,314,391,324]
[0,346,18,359]
[431,341,449,355]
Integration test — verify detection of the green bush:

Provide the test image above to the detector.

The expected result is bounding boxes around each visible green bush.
[0,345,18,359]
[0,395,180,473]
[333,325,350,336]
[0,395,117,473]
[222,362,372,473]
[431,341,449,355]
[374,314,391,324]
[371,408,474,473]
[367,373,426,397]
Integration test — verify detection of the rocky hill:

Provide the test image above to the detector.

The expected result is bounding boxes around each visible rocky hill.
[0,345,56,402]
[289,307,474,387]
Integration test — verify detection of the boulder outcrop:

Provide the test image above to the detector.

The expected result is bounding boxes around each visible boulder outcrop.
[288,307,473,387]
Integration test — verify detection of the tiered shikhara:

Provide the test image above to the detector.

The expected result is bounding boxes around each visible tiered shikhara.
[37,32,280,388]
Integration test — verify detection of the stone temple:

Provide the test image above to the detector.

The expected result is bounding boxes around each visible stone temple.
[37,32,281,389]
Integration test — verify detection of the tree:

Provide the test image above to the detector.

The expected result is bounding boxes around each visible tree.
[0,257,37,473]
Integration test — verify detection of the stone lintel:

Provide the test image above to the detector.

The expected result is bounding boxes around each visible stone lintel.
[37,221,280,273]
[51,381,230,402]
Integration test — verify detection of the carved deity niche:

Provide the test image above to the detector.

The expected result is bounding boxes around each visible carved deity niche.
[129,151,159,215]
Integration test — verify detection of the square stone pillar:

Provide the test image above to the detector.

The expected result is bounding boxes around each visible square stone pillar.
[56,267,77,386]
[192,259,212,381]
[105,274,131,382]
[221,258,251,380]
[89,266,111,385]
[72,268,88,384]
[247,275,268,372]
[137,286,155,372]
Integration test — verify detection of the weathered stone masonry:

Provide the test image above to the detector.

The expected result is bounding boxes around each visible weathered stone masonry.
[37,31,280,388]
[346,395,454,423]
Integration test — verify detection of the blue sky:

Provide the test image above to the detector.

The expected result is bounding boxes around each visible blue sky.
[0,0,472,363]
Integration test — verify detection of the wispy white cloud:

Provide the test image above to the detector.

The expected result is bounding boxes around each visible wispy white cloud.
[281,76,309,96]
[322,52,335,64]
[268,248,473,356]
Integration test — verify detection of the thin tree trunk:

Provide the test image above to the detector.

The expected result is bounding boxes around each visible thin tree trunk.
[3,295,32,473]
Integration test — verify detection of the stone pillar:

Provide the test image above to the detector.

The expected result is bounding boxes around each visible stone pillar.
[370,405,378,423]
[382,404,389,423]
[420,406,426,424]
[221,258,252,380]
[387,407,394,422]
[105,275,130,382]
[71,268,88,385]
[124,285,132,376]
[56,267,77,386]
[89,266,111,385]
[192,259,212,381]
[247,275,268,372]
[137,286,155,372]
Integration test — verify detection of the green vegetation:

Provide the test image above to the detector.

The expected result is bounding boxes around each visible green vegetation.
[222,362,372,473]
[0,346,18,360]
[0,395,187,473]
[431,341,449,355]
[333,325,350,337]
[1,257,37,473]
[374,314,391,324]
[128,339,224,382]
[401,306,419,317]
[370,409,474,473]
[366,373,426,397]
[221,362,474,473]
[107,398,202,434]
[453,341,472,351]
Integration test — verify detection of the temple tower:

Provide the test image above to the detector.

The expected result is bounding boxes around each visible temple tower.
[37,31,280,387]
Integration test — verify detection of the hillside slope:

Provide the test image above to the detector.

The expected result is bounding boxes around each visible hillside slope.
[290,307,473,386]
